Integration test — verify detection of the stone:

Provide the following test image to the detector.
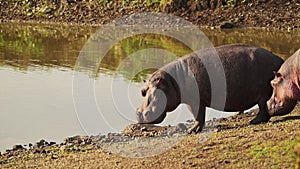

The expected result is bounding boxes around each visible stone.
[220,22,235,29]
[12,145,24,151]
[49,141,56,146]
[140,127,147,132]
[35,139,47,148]
[41,6,54,14]
[51,154,59,159]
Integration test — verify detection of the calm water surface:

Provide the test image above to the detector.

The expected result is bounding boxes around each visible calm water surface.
[0,23,299,151]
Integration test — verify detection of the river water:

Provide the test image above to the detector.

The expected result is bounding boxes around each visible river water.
[0,23,299,151]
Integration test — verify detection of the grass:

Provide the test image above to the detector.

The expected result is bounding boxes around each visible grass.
[246,135,298,168]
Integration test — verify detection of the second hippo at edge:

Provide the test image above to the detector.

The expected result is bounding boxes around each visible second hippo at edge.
[268,48,300,115]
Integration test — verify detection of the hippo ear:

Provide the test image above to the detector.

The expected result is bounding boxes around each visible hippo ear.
[157,79,167,89]
[152,78,160,85]
[273,71,282,77]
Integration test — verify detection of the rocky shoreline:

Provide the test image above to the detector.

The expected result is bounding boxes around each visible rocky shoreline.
[0,107,256,163]
[0,0,299,30]
[0,117,216,162]
[0,108,260,163]
[1,106,300,167]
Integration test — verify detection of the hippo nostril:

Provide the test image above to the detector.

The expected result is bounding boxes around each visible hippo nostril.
[136,107,143,112]
[144,111,150,117]
[136,111,143,122]
[136,111,142,116]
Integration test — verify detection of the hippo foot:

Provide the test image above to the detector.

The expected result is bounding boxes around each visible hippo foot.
[235,110,244,115]
[188,121,202,134]
[250,113,271,124]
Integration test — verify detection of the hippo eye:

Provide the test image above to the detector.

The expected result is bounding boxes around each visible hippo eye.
[275,72,282,78]
[277,78,283,84]
[154,78,161,81]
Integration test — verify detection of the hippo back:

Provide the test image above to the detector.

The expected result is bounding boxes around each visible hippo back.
[182,44,284,111]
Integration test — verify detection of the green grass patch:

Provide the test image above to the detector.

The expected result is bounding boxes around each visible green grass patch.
[247,139,298,167]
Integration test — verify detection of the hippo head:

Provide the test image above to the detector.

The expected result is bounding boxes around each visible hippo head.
[136,70,180,124]
[267,71,297,116]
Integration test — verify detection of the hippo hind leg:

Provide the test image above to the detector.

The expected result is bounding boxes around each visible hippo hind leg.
[250,99,271,124]
[187,104,206,134]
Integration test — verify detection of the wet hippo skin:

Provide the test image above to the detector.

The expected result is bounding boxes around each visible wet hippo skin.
[137,44,295,133]
[267,49,300,116]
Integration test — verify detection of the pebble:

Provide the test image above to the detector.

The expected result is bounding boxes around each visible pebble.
[60,145,66,152]
[51,154,59,159]
[35,139,47,148]
[220,22,235,29]
[49,141,56,146]
[140,127,147,132]
[41,7,54,14]
[12,145,24,151]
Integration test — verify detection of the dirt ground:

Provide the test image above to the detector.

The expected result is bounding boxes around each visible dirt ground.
[0,0,299,29]
[1,105,300,168]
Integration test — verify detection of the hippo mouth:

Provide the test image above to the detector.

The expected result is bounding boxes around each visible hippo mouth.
[136,111,167,124]
[269,96,284,109]
[267,96,297,116]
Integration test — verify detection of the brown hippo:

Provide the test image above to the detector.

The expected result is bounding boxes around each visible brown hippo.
[136,44,296,133]
[267,49,300,115]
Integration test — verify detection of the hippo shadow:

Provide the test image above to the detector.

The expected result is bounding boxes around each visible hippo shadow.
[271,115,300,123]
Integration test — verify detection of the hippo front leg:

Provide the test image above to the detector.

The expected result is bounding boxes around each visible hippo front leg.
[186,104,206,134]
[250,99,271,124]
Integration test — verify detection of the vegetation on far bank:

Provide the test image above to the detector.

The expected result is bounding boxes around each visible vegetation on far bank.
[1,0,299,29]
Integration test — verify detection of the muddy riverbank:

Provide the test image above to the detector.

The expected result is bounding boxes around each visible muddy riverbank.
[1,106,300,168]
[0,0,299,29]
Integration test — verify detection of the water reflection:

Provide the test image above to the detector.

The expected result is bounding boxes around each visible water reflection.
[202,28,300,59]
[0,23,95,71]
[0,23,299,151]
[1,23,299,77]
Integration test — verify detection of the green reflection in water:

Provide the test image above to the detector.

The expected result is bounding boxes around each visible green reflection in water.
[0,23,299,82]
[98,33,193,81]
[202,28,300,60]
[0,23,95,71]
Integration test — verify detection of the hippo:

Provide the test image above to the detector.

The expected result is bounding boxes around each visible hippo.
[136,44,296,133]
[267,49,300,115]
